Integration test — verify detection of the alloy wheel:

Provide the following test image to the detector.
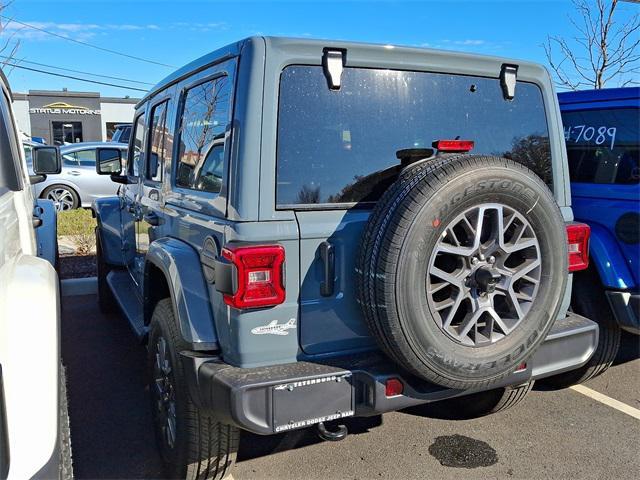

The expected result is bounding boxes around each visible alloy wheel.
[46,187,75,211]
[426,203,542,347]
[153,336,177,450]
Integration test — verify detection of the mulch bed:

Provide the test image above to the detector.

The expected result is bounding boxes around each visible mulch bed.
[59,255,97,279]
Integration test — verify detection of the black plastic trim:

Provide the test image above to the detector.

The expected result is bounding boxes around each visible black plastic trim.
[607,290,640,334]
[182,312,598,435]
[214,258,236,295]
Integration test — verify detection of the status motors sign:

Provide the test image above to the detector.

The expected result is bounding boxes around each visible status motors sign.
[29,102,101,115]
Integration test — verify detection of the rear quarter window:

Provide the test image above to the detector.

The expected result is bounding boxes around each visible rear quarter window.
[174,75,231,194]
[276,66,553,207]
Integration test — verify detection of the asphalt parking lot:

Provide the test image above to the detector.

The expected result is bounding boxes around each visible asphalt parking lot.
[62,294,640,480]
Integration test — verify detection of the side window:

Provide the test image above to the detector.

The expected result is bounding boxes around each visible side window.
[175,75,230,194]
[147,100,168,183]
[0,89,22,191]
[128,112,146,177]
[75,149,96,167]
[62,152,78,167]
[562,108,639,185]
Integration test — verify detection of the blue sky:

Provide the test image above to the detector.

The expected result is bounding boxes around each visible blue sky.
[1,0,638,97]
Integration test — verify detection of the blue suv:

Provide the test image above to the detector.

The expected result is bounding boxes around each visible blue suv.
[557,87,639,384]
[92,38,598,479]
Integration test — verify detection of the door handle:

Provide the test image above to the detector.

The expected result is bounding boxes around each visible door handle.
[143,211,161,226]
[319,241,335,297]
[69,170,81,176]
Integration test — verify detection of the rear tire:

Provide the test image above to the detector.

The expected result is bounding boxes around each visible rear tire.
[149,299,239,480]
[96,228,116,314]
[441,381,534,419]
[545,267,621,387]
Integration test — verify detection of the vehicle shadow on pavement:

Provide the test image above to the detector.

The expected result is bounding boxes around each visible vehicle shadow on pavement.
[535,330,640,392]
[237,416,383,462]
[613,331,640,365]
[61,294,384,476]
[60,294,640,477]
[61,294,166,479]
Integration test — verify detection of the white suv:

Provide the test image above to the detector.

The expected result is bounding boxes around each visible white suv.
[0,68,72,479]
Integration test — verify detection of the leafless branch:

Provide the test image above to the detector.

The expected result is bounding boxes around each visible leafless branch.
[543,0,640,89]
[1,1,20,70]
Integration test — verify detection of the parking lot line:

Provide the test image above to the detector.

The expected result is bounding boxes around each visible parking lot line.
[570,384,640,420]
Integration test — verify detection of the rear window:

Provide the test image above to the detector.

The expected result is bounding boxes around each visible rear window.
[276,66,552,207]
[562,108,639,185]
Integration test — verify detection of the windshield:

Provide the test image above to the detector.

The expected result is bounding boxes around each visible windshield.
[276,66,552,207]
[562,108,639,185]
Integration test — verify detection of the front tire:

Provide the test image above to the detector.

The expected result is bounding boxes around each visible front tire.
[148,299,239,480]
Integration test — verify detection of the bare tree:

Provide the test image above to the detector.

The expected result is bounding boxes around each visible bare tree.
[0,1,20,71]
[544,0,640,90]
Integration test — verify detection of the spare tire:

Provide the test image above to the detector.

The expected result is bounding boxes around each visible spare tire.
[357,155,567,390]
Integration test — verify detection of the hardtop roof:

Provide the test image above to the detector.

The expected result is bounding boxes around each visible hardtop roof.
[139,36,549,108]
[558,87,640,105]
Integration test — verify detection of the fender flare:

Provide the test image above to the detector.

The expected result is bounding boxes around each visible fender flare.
[93,197,126,266]
[144,237,219,351]
[589,222,635,289]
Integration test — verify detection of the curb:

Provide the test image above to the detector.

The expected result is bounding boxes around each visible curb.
[61,277,98,297]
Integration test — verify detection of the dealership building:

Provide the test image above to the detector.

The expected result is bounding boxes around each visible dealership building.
[11,89,140,144]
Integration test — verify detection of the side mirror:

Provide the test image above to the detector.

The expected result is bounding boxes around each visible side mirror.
[32,146,61,175]
[30,145,61,184]
[96,148,123,175]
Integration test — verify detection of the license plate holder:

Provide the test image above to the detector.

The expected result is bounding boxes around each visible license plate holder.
[272,374,353,433]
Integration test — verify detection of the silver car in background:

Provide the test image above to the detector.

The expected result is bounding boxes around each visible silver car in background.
[29,142,127,211]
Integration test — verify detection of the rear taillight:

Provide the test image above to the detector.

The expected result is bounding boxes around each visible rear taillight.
[221,245,286,309]
[432,139,475,153]
[566,223,590,272]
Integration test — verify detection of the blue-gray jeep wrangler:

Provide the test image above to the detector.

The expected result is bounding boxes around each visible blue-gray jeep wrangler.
[93,37,598,479]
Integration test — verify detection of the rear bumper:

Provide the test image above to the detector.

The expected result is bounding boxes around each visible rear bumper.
[606,290,640,334]
[182,312,598,435]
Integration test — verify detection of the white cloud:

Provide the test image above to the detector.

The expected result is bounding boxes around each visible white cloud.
[2,20,165,42]
[171,22,228,32]
[453,39,486,46]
